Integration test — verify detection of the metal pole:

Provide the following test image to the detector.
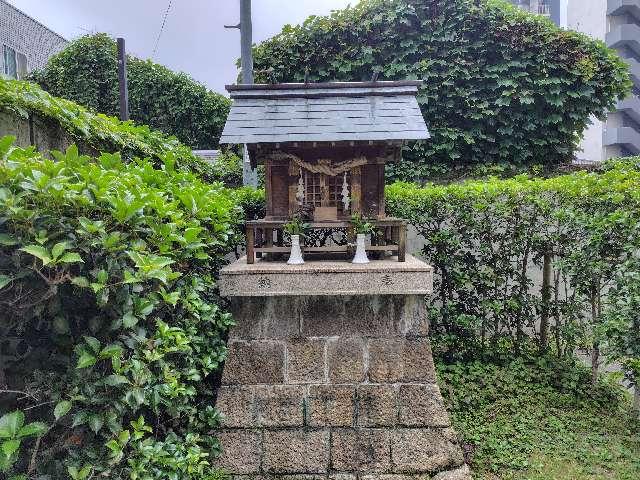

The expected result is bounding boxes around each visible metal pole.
[240,0,254,85]
[239,0,257,186]
[117,38,129,121]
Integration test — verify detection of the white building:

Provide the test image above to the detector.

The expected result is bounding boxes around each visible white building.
[0,0,67,80]
[510,0,639,161]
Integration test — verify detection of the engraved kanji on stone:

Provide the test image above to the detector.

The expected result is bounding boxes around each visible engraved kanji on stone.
[382,274,393,286]
[258,277,272,289]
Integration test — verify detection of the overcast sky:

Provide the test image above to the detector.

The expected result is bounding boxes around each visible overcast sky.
[7,0,356,95]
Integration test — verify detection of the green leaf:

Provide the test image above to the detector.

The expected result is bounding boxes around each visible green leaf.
[88,414,104,434]
[71,276,90,288]
[104,375,129,387]
[17,422,47,438]
[84,336,101,354]
[19,245,52,266]
[59,252,84,264]
[122,312,138,329]
[76,352,96,369]
[105,439,120,453]
[0,234,18,246]
[71,412,88,428]
[54,400,72,421]
[0,275,12,291]
[1,439,20,457]
[0,411,24,438]
[99,344,123,359]
[51,241,70,259]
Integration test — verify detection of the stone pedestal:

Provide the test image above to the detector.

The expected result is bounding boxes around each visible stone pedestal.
[216,256,470,480]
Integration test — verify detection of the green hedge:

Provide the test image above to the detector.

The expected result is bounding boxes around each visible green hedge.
[0,138,242,478]
[253,0,630,181]
[0,77,242,186]
[32,34,230,150]
[386,162,640,392]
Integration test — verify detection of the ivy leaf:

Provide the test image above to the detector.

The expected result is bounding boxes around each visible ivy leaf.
[51,242,70,259]
[71,276,90,288]
[84,336,101,354]
[17,422,47,438]
[54,401,72,421]
[1,439,20,457]
[0,275,12,291]
[0,411,24,438]
[99,344,123,359]
[88,414,104,434]
[0,234,18,246]
[19,245,52,266]
[122,312,138,329]
[76,352,97,369]
[71,412,88,428]
[104,375,129,387]
[59,252,84,264]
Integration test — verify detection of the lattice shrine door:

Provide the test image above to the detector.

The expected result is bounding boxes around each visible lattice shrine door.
[289,158,363,221]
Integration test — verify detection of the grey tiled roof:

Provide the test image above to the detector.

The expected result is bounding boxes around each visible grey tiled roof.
[219,81,430,145]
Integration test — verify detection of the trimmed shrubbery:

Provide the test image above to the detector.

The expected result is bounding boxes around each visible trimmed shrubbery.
[32,34,230,150]
[386,162,640,402]
[0,138,240,478]
[0,77,242,186]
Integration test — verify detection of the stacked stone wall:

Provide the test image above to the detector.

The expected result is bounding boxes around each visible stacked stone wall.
[214,295,470,480]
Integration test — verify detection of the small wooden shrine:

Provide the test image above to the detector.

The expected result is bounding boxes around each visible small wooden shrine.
[219,81,430,263]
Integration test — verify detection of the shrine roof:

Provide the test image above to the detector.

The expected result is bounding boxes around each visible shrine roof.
[219,81,430,145]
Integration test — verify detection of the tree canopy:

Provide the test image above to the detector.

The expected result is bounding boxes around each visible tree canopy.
[32,34,230,150]
[252,0,630,181]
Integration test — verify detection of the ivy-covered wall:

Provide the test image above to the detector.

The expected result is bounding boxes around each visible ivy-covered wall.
[31,34,230,150]
[252,0,630,181]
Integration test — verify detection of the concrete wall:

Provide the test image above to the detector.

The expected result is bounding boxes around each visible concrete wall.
[0,110,95,157]
[0,0,67,75]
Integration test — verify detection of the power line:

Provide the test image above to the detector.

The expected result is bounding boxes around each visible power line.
[152,0,173,59]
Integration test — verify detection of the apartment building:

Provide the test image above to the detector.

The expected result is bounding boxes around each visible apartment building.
[510,0,639,161]
[0,0,67,80]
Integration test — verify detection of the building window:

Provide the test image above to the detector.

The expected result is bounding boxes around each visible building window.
[538,0,552,15]
[3,45,27,79]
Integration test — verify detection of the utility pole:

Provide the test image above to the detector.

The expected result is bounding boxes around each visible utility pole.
[117,38,129,122]
[226,0,258,187]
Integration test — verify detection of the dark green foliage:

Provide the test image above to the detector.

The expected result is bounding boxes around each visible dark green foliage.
[438,354,640,478]
[0,138,243,478]
[386,162,640,390]
[0,77,238,186]
[252,0,630,181]
[32,34,230,150]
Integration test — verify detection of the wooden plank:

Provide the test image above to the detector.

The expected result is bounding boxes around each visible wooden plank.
[351,166,362,215]
[377,162,386,218]
[265,161,273,217]
[255,246,350,253]
[246,226,255,264]
[366,245,399,251]
[398,223,407,263]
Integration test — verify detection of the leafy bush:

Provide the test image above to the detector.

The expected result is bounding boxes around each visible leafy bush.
[386,161,640,391]
[0,137,242,478]
[0,77,237,186]
[32,34,230,150]
[438,354,640,478]
[252,0,630,181]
